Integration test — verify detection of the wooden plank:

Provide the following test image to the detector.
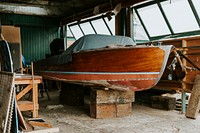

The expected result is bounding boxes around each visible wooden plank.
[14,75,42,84]
[185,75,200,119]
[29,121,52,128]
[25,127,59,133]
[17,105,28,130]
[18,101,34,111]
[2,26,21,43]
[16,84,32,101]
[32,83,39,118]
[2,26,22,73]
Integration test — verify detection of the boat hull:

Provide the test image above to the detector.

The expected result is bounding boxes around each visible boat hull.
[34,45,173,91]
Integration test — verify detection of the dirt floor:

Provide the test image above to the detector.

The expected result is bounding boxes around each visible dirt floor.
[35,90,200,133]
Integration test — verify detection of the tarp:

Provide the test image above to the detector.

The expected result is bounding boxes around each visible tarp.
[64,34,135,53]
[35,34,135,68]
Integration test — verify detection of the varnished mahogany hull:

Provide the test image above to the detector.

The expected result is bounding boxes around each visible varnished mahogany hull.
[35,46,172,91]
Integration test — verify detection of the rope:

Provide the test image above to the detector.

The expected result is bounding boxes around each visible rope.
[177,50,200,71]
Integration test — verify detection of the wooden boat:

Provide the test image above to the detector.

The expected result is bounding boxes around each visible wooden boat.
[34,34,182,91]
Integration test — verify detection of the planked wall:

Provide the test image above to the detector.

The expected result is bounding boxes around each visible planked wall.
[156,36,200,92]
[1,13,60,65]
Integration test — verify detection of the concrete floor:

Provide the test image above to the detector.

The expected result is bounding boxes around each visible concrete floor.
[37,90,200,133]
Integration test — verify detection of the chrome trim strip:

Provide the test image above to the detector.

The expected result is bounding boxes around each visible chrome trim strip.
[39,71,159,75]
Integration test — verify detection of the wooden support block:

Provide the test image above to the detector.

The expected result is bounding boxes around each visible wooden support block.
[90,89,135,104]
[186,75,200,119]
[90,89,134,118]
[151,96,176,110]
[90,103,116,119]
[90,103,132,118]
[116,103,132,117]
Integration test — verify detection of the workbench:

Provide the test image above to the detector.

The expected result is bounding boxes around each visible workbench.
[15,74,42,118]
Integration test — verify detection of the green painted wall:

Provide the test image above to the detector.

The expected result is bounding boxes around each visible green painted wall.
[1,13,60,64]
[21,26,58,65]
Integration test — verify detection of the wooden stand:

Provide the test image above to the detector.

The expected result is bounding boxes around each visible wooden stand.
[15,74,42,118]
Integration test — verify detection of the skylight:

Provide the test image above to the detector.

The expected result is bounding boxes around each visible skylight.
[161,0,199,33]
[137,4,170,37]
[133,0,200,41]
[80,22,96,35]
[191,0,200,20]
[68,15,115,40]
[69,25,84,40]
[91,19,111,35]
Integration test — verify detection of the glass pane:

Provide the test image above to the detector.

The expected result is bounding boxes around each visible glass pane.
[104,16,115,35]
[138,4,171,37]
[69,25,83,40]
[91,19,111,35]
[132,10,149,41]
[67,26,73,37]
[80,22,95,35]
[161,0,199,33]
[192,0,200,19]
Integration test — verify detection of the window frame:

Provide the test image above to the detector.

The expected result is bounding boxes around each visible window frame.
[133,0,200,42]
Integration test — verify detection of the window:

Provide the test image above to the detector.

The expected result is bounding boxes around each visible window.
[137,4,170,37]
[133,0,200,42]
[80,22,95,35]
[161,0,199,33]
[69,25,83,40]
[132,10,149,41]
[104,16,115,35]
[192,0,200,19]
[67,14,115,40]
[91,19,110,35]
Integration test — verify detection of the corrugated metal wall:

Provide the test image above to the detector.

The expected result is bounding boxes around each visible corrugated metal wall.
[1,13,60,65]
[21,26,58,65]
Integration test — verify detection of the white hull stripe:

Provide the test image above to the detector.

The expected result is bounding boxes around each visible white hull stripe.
[40,71,159,75]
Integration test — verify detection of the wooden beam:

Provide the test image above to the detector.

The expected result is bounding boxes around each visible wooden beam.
[61,0,146,25]
[0,2,64,16]
[16,84,32,101]
[185,75,200,119]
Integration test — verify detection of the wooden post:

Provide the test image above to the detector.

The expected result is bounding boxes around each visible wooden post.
[181,39,187,113]
[185,75,200,119]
